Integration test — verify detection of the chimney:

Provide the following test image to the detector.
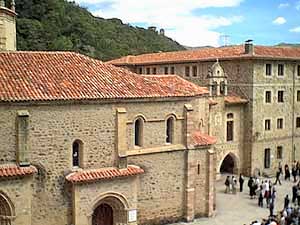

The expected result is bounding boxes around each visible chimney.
[244,39,254,55]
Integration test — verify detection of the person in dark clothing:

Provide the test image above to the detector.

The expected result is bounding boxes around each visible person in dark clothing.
[248,177,254,197]
[274,169,282,185]
[292,166,298,183]
[284,195,290,209]
[269,199,274,216]
[239,174,244,192]
[285,164,290,180]
[297,187,300,206]
[292,184,298,203]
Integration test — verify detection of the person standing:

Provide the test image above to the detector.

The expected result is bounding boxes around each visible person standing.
[274,169,282,185]
[269,198,274,217]
[248,177,254,198]
[292,165,297,183]
[232,176,237,194]
[292,184,298,203]
[284,195,290,209]
[239,174,244,192]
[225,176,230,193]
[285,164,290,181]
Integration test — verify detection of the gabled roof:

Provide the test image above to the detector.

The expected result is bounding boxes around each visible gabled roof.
[0,52,208,103]
[108,45,300,66]
[66,165,144,183]
[225,95,248,105]
[192,131,217,147]
[0,164,37,178]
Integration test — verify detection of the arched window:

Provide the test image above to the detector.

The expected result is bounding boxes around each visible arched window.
[226,113,234,142]
[166,117,174,144]
[0,193,14,224]
[134,118,143,147]
[72,140,83,168]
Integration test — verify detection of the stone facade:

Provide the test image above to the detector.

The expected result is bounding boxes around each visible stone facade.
[0,1,16,51]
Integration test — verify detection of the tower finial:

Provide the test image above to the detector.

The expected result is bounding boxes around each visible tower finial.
[0,0,5,7]
[11,0,15,11]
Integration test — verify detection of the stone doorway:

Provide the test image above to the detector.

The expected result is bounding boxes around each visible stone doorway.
[92,203,113,225]
[220,154,237,174]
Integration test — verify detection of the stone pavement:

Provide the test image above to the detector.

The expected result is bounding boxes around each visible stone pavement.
[169,175,296,225]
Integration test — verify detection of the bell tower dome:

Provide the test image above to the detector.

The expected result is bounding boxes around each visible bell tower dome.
[0,0,16,51]
[208,59,228,96]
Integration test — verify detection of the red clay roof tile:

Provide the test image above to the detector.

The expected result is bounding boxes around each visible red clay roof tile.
[0,52,207,102]
[66,165,144,183]
[0,164,37,178]
[225,95,248,105]
[192,131,217,147]
[108,45,300,65]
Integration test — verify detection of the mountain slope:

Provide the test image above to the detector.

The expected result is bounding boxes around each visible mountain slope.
[14,0,185,61]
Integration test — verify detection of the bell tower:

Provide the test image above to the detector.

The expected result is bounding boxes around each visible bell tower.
[208,59,228,97]
[0,0,16,51]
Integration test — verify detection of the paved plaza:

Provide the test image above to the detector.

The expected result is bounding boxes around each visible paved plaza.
[170,175,296,225]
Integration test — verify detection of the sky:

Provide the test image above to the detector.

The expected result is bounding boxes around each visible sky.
[72,0,300,47]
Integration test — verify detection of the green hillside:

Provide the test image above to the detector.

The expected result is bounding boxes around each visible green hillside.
[14,0,185,61]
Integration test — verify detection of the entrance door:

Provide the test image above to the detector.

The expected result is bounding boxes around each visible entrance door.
[92,203,113,225]
[220,154,235,174]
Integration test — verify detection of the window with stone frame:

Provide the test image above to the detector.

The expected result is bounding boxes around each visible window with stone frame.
[164,67,169,75]
[278,90,284,103]
[192,66,197,77]
[277,146,283,159]
[134,118,143,147]
[265,91,272,103]
[185,66,190,77]
[264,148,271,168]
[226,113,234,142]
[297,90,300,102]
[277,118,284,129]
[265,119,271,130]
[72,140,83,168]
[266,64,272,76]
[170,66,175,75]
[278,64,284,76]
[152,67,157,75]
[0,193,14,224]
[166,117,175,144]
[146,68,150,75]
[297,117,300,128]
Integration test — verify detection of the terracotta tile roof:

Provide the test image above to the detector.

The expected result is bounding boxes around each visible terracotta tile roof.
[0,52,207,102]
[66,165,144,183]
[142,75,209,95]
[208,98,218,106]
[192,131,217,147]
[0,164,37,178]
[108,45,300,65]
[225,95,248,105]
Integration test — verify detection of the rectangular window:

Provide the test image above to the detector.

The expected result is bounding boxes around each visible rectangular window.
[192,66,197,77]
[164,67,168,75]
[152,67,157,75]
[278,64,284,76]
[170,66,175,74]
[226,121,234,142]
[138,68,142,74]
[264,148,271,169]
[278,90,284,103]
[265,91,271,103]
[17,110,30,166]
[297,117,300,128]
[277,146,283,159]
[185,66,190,77]
[297,90,300,102]
[277,118,283,129]
[146,68,150,75]
[265,119,271,130]
[266,64,272,76]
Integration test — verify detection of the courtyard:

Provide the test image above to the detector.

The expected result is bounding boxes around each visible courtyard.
[170,175,296,225]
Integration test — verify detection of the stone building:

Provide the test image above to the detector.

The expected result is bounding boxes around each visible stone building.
[109,42,300,177]
[0,3,217,225]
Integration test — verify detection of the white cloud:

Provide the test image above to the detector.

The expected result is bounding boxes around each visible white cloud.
[278,3,289,8]
[290,26,300,33]
[272,17,286,25]
[72,0,244,47]
[297,1,300,10]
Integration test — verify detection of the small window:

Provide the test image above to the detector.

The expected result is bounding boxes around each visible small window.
[220,81,226,95]
[226,113,234,142]
[297,90,300,102]
[146,68,150,75]
[277,118,283,129]
[170,66,175,74]
[264,148,271,168]
[265,91,272,103]
[278,64,284,76]
[134,118,143,146]
[166,117,174,144]
[72,140,83,167]
[297,117,300,128]
[192,66,197,77]
[164,67,168,75]
[265,119,271,130]
[138,68,143,74]
[185,66,190,77]
[277,146,283,159]
[152,67,157,75]
[278,90,284,103]
[266,64,272,76]
[298,65,300,77]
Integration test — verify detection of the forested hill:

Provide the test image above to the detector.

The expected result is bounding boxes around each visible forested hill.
[14,0,185,61]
